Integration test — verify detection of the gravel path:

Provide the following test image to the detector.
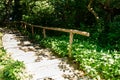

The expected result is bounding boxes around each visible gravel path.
[2,28,90,80]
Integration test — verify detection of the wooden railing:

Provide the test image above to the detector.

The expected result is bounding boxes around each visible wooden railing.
[16,21,90,57]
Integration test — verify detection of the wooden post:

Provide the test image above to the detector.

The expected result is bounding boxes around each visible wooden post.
[24,24,26,30]
[43,29,46,38]
[68,32,74,57]
[21,23,23,28]
[32,26,34,35]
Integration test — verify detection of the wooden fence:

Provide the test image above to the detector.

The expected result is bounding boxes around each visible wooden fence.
[17,21,90,57]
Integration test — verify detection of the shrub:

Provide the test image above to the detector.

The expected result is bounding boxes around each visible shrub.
[2,61,26,80]
[108,15,120,51]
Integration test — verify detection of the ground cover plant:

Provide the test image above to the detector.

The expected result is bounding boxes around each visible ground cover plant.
[0,32,28,80]
[21,28,120,80]
[39,35,120,80]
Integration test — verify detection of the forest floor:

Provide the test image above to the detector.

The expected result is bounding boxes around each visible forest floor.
[1,27,91,80]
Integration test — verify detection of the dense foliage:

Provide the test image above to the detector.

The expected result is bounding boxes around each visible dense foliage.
[36,34,120,80]
[0,0,119,50]
[0,0,120,80]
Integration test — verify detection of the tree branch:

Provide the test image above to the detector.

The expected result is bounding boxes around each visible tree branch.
[87,0,99,20]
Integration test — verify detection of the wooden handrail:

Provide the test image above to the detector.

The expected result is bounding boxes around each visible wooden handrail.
[15,21,90,57]
[20,21,90,37]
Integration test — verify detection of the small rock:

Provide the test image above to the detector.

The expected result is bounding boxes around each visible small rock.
[23,41,31,45]
[28,46,35,51]
[19,46,29,52]
[35,56,42,62]
[44,77,54,80]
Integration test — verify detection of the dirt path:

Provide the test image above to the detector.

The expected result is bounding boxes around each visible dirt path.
[2,28,90,80]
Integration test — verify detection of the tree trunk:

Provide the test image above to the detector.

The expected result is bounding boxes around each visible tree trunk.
[12,0,22,21]
[74,0,81,28]
[98,0,111,47]
[4,0,13,22]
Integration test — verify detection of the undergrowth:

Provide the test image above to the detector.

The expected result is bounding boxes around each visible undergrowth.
[40,35,120,80]
[0,32,29,80]
[19,27,120,80]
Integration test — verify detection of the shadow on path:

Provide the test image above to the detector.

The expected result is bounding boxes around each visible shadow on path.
[2,28,91,80]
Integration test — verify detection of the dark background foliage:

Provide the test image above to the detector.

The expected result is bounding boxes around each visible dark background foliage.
[0,0,120,50]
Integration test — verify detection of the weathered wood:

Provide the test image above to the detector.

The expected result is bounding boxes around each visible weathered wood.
[32,26,34,35]
[17,21,90,57]
[43,27,89,37]
[69,32,74,57]
[24,24,26,30]
[20,21,90,37]
[43,29,46,38]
